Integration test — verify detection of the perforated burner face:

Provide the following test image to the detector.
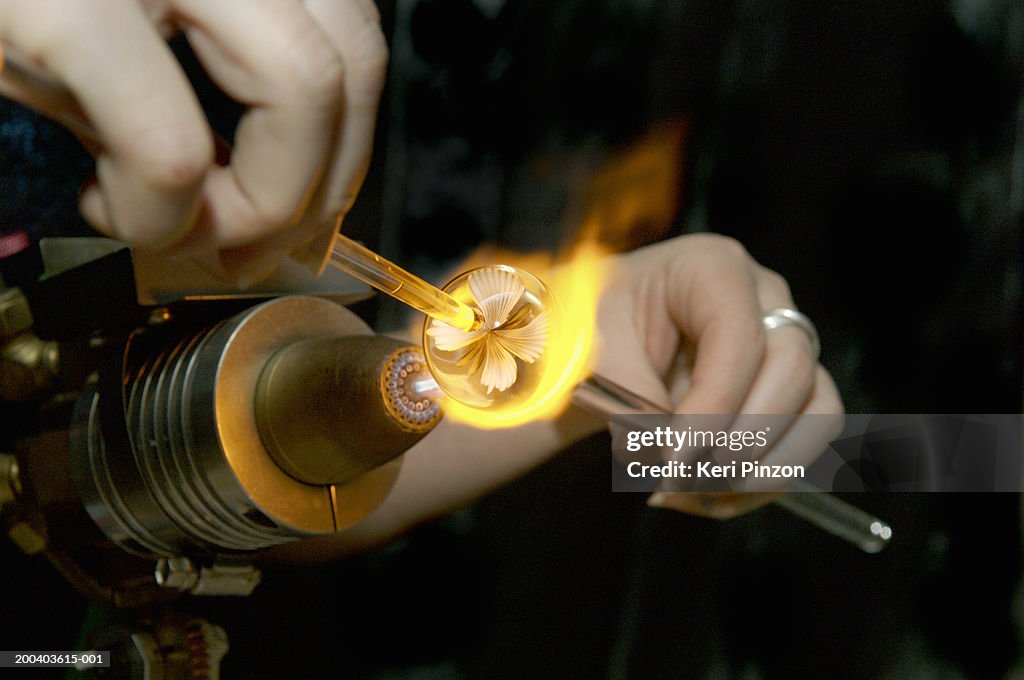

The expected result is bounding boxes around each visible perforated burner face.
[382,347,443,432]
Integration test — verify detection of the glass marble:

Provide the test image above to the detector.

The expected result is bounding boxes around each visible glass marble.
[423,265,554,409]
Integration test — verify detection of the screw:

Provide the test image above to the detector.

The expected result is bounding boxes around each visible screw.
[148,308,172,325]
[155,556,198,590]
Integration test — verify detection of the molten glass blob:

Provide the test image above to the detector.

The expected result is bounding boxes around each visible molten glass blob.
[423,265,555,409]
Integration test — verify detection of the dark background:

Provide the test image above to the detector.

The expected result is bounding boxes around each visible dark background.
[2,1,1022,678]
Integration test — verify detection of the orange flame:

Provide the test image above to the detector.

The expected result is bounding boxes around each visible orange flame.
[432,118,687,428]
[437,241,611,429]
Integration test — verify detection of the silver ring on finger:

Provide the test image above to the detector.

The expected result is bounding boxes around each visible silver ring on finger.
[762,307,820,361]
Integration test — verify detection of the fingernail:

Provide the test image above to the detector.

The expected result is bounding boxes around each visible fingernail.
[647,492,669,508]
[290,230,335,274]
[79,185,112,236]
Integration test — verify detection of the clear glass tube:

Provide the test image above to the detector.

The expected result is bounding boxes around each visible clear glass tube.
[329,234,481,332]
[572,376,892,554]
